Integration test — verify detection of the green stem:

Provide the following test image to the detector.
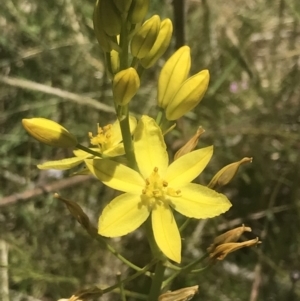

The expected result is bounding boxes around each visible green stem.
[76,144,103,158]
[119,17,129,70]
[155,108,164,126]
[117,105,138,170]
[162,253,208,288]
[117,273,126,301]
[95,236,151,275]
[101,260,157,295]
[148,261,166,301]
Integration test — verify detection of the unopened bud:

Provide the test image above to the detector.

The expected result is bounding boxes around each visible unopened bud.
[100,0,122,36]
[158,46,191,109]
[113,67,140,105]
[208,157,253,189]
[93,0,119,52]
[207,225,261,260]
[128,0,149,24]
[158,285,199,301]
[140,18,173,68]
[22,118,78,148]
[209,238,261,260]
[165,69,210,120]
[174,127,205,160]
[131,15,160,59]
[113,0,132,14]
[207,225,252,253]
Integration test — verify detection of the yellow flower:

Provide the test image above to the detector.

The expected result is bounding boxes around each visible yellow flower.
[85,116,231,263]
[37,117,136,170]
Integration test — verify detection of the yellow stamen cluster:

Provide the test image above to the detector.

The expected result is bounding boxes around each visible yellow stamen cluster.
[89,124,114,151]
[142,168,181,209]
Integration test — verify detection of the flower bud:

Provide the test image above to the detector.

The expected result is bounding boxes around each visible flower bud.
[128,0,149,24]
[157,46,191,109]
[209,238,261,260]
[165,69,210,120]
[207,225,261,260]
[93,0,119,52]
[130,15,160,59]
[208,157,253,189]
[110,49,120,75]
[22,118,78,148]
[140,18,173,69]
[174,127,205,160]
[100,0,122,36]
[113,0,132,14]
[113,67,140,106]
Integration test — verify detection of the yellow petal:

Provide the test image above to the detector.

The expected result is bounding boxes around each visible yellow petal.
[152,203,181,263]
[85,158,144,192]
[134,116,168,178]
[170,183,232,218]
[73,148,99,158]
[37,157,84,170]
[110,116,137,146]
[99,193,150,236]
[165,146,213,187]
[103,143,125,156]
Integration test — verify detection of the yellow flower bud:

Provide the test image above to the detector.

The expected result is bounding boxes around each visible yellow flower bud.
[128,0,149,24]
[208,157,253,189]
[93,0,119,52]
[110,49,120,75]
[113,0,132,14]
[113,67,140,106]
[130,15,160,59]
[140,18,173,69]
[100,0,122,36]
[157,46,191,109]
[165,69,210,121]
[22,118,78,148]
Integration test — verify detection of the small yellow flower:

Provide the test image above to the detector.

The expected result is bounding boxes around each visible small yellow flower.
[85,116,231,263]
[37,117,136,170]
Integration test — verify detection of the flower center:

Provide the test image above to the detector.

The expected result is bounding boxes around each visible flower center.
[89,124,114,152]
[141,167,181,209]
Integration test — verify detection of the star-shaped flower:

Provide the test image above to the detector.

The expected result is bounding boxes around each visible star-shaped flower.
[85,116,231,263]
[37,117,136,170]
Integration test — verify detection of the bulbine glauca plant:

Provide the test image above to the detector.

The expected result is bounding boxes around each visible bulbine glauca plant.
[22,0,260,300]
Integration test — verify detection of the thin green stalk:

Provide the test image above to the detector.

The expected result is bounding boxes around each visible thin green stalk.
[101,260,157,295]
[76,144,103,158]
[155,108,164,126]
[117,272,126,301]
[119,17,129,70]
[117,105,138,170]
[95,236,151,274]
[162,253,208,288]
[148,261,166,301]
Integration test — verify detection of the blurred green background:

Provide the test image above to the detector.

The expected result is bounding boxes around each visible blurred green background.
[1,0,300,300]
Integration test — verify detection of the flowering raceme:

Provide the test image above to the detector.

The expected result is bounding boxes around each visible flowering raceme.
[85,116,231,263]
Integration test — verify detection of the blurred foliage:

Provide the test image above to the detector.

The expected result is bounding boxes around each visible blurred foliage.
[1,0,300,300]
